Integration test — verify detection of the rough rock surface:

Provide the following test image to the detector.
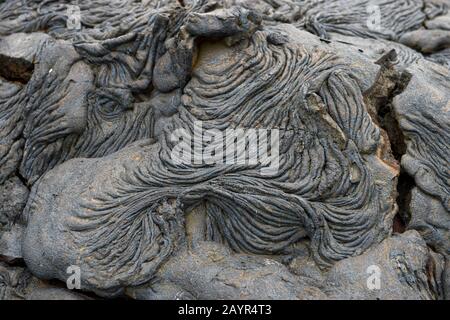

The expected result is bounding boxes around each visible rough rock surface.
[324,231,445,299]
[0,0,448,300]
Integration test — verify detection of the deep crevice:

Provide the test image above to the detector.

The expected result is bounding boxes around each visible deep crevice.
[377,102,406,160]
[14,169,30,190]
[376,102,415,234]
[0,54,34,84]
[0,256,26,267]
[394,169,414,233]
[367,52,416,234]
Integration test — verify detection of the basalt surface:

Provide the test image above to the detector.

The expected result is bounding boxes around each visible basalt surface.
[0,0,448,300]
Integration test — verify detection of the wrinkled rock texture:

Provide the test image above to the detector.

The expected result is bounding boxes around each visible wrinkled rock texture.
[0,0,448,300]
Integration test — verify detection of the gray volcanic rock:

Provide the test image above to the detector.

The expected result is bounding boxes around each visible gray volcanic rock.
[0,262,31,300]
[26,288,91,300]
[0,32,49,63]
[324,231,445,300]
[0,176,28,260]
[0,262,90,300]
[21,23,401,296]
[158,241,327,300]
[0,176,27,231]
[128,241,327,300]
[0,0,449,300]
